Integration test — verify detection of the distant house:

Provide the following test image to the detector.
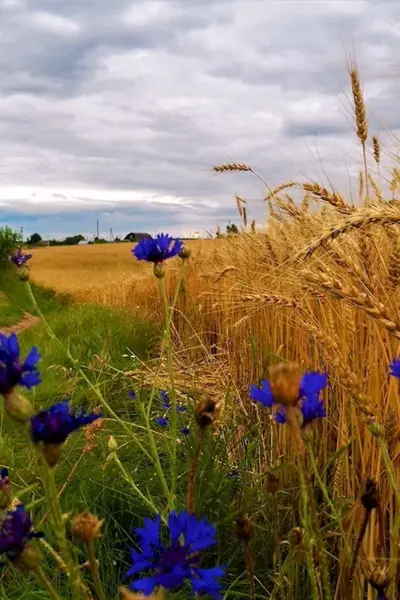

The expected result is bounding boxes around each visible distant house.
[124,232,151,242]
[78,240,89,245]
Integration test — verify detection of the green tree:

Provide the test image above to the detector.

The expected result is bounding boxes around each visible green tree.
[0,226,22,265]
[28,232,42,245]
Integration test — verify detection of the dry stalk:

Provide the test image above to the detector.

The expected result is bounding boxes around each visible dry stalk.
[239,293,298,307]
[368,176,384,204]
[391,168,400,199]
[358,172,364,203]
[235,195,244,218]
[242,206,248,228]
[264,181,297,201]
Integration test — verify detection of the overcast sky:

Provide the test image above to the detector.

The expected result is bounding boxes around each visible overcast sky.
[0,0,399,240]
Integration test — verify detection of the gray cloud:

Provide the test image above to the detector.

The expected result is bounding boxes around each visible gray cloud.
[0,0,400,237]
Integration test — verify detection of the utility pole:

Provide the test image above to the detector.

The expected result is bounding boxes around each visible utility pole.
[96,219,99,239]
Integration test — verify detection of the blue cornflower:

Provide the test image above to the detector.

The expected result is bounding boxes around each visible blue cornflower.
[160,391,171,409]
[0,333,41,396]
[250,370,328,426]
[30,401,102,445]
[250,371,327,408]
[228,470,239,478]
[0,504,43,560]
[132,234,183,264]
[128,391,137,400]
[127,511,225,598]
[390,359,400,379]
[10,250,32,268]
[181,427,190,437]
[156,417,169,427]
[177,405,186,413]
[275,394,326,427]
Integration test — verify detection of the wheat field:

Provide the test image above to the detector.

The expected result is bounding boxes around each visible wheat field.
[28,69,400,596]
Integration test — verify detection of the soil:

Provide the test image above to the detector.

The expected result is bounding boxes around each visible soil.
[0,312,40,335]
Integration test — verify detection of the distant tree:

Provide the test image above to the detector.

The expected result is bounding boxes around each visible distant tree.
[64,234,85,246]
[28,232,42,246]
[226,223,239,235]
[0,226,22,265]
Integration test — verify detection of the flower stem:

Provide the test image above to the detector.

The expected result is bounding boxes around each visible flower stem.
[158,276,178,500]
[244,542,256,600]
[37,452,87,600]
[375,434,400,590]
[34,565,63,600]
[187,427,205,513]
[112,453,163,518]
[136,401,174,509]
[348,508,370,585]
[306,440,351,559]
[85,540,107,600]
[285,406,323,600]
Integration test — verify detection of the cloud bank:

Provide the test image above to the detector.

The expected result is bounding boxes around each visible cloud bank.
[0,0,399,238]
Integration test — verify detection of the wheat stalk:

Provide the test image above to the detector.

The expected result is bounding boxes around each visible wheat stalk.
[213,163,252,173]
[301,268,400,339]
[302,183,351,213]
[350,67,369,203]
[372,136,381,164]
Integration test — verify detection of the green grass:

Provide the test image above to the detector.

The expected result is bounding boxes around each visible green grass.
[0,269,311,600]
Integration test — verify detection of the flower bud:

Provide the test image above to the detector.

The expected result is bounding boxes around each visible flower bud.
[266,472,280,494]
[4,391,34,423]
[288,527,303,547]
[269,363,302,407]
[18,267,30,282]
[361,479,379,511]
[14,543,41,571]
[0,468,12,510]
[108,436,118,452]
[236,515,254,543]
[153,263,166,279]
[71,512,103,543]
[367,562,391,592]
[42,443,62,467]
[194,394,219,428]
[179,247,191,260]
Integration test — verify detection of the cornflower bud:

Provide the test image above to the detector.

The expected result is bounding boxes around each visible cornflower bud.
[71,512,103,543]
[269,363,302,407]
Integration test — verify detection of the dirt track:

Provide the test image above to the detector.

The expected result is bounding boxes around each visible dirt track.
[0,312,40,335]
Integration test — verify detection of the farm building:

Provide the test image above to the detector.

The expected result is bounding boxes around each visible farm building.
[124,232,151,242]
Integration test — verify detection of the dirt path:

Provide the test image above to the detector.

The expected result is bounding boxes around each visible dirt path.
[0,312,40,335]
